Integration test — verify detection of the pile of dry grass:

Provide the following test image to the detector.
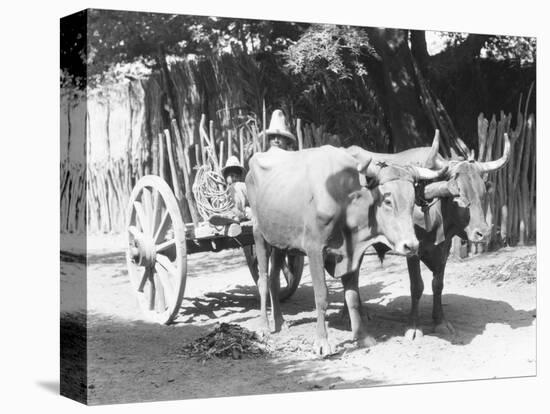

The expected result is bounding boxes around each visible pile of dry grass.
[476,253,536,285]
[179,323,269,362]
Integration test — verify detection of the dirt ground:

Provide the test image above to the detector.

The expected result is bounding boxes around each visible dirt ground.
[60,235,536,405]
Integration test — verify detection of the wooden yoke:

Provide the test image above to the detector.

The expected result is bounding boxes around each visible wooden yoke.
[423,180,459,200]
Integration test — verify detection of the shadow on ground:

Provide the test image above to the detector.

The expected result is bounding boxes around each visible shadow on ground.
[178,277,535,347]
[82,311,381,405]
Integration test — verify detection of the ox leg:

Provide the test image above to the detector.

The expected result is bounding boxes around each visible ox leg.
[405,256,424,341]
[254,232,271,335]
[339,300,371,324]
[269,248,287,332]
[338,255,370,325]
[342,271,376,347]
[432,268,455,335]
[309,250,333,356]
[430,247,455,336]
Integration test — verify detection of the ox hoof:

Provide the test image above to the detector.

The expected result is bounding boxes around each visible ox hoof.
[257,329,270,339]
[274,320,289,333]
[314,339,334,357]
[356,335,376,348]
[404,327,424,341]
[256,322,271,338]
[433,320,456,336]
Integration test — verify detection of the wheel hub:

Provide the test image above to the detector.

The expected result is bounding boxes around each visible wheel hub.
[129,227,156,267]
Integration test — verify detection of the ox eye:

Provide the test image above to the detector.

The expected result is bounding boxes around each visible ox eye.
[383,198,392,207]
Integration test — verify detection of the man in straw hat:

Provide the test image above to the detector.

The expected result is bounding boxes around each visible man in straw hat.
[260,109,298,151]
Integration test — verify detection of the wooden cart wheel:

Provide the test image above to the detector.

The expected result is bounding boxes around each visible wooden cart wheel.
[126,175,187,324]
[243,245,304,301]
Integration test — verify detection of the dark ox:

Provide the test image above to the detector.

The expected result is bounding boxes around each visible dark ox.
[246,145,446,355]
[367,132,511,339]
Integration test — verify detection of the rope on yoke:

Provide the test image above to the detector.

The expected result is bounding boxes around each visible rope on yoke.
[192,165,234,221]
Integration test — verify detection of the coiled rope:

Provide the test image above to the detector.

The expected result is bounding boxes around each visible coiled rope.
[192,165,234,221]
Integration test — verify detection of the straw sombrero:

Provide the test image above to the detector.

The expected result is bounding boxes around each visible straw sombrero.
[258,109,297,142]
[221,156,246,178]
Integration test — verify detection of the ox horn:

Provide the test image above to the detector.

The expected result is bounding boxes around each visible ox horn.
[424,129,440,168]
[476,133,511,173]
[410,164,449,181]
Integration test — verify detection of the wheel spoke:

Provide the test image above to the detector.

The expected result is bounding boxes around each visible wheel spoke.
[156,238,176,253]
[154,209,171,244]
[155,260,175,304]
[281,260,291,287]
[137,267,152,293]
[154,273,167,312]
[151,188,161,236]
[156,254,178,277]
[148,274,156,310]
[133,201,149,235]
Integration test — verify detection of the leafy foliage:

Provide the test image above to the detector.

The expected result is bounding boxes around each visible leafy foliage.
[282,24,379,79]
[429,31,536,65]
[61,9,309,89]
[61,10,535,153]
[482,36,536,65]
[278,24,386,148]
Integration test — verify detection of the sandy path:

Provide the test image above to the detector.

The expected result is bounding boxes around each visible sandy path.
[61,236,536,405]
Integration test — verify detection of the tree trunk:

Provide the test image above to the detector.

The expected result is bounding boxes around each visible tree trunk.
[157,45,183,134]
[410,30,429,72]
[368,28,432,151]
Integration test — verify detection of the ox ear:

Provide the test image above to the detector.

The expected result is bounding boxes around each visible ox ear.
[456,196,470,209]
[345,145,373,175]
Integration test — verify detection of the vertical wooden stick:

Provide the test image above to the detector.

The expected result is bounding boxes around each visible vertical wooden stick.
[296,118,303,150]
[477,113,488,162]
[227,130,232,160]
[170,123,199,226]
[158,133,166,181]
[239,128,244,165]
[199,114,207,166]
[170,119,188,177]
[194,143,201,168]
[529,115,536,240]
[209,120,215,148]
[164,129,183,202]
[262,100,267,151]
[151,132,159,176]
[209,120,219,168]
[219,141,225,169]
